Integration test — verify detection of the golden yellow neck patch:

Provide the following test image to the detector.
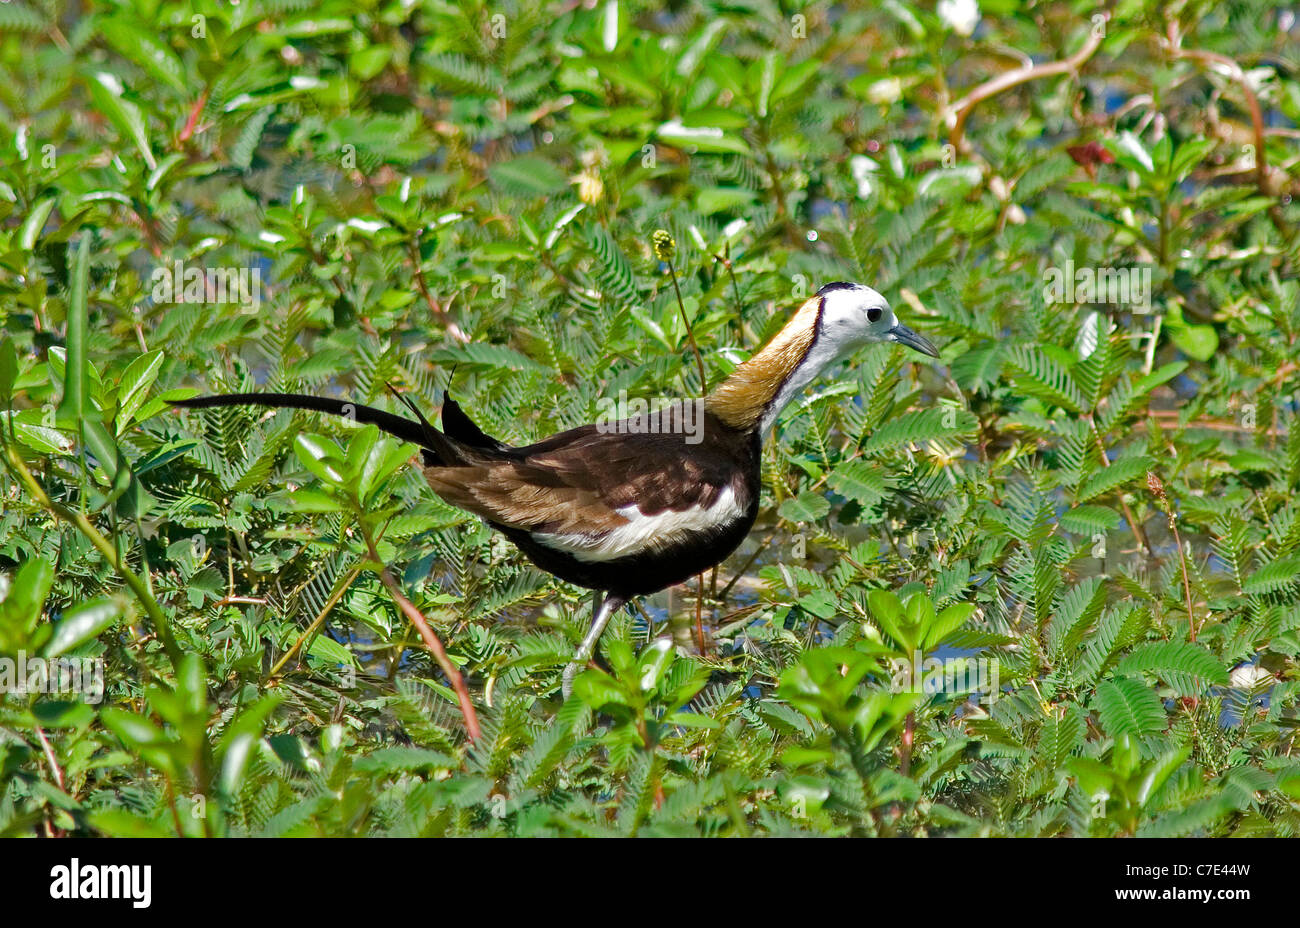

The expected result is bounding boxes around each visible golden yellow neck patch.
[705,296,822,431]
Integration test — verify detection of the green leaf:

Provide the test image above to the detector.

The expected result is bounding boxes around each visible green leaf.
[797,589,837,620]
[1077,455,1154,502]
[85,70,156,170]
[1169,323,1219,361]
[695,186,758,214]
[1228,449,1277,473]
[950,345,1002,393]
[1243,556,1300,595]
[0,337,16,400]
[1131,362,1187,397]
[428,343,550,373]
[1117,642,1228,696]
[1136,747,1190,808]
[101,707,164,748]
[488,156,567,196]
[294,434,345,486]
[1060,504,1122,534]
[288,488,344,513]
[83,418,155,518]
[1276,768,1300,800]
[1005,345,1084,413]
[87,809,175,838]
[55,236,90,429]
[1108,131,1153,174]
[573,669,631,711]
[581,224,638,307]
[133,437,199,475]
[44,597,122,657]
[1,413,74,455]
[861,407,977,454]
[98,17,187,93]
[1069,756,1116,799]
[637,639,675,693]
[307,634,357,666]
[922,603,976,650]
[0,556,55,639]
[424,52,498,95]
[667,712,722,729]
[778,491,829,523]
[353,747,458,773]
[115,349,164,433]
[827,460,888,507]
[1094,676,1166,738]
[904,592,935,636]
[1040,706,1084,773]
[18,196,56,251]
[656,120,750,155]
[868,589,911,652]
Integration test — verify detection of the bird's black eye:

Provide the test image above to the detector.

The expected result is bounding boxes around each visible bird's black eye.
[867,306,882,323]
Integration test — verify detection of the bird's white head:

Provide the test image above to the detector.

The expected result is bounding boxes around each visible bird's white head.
[706,280,941,434]
[814,281,940,360]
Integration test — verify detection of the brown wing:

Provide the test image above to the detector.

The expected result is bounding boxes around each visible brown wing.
[422,405,747,535]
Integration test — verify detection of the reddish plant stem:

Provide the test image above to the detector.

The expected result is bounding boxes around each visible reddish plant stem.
[1085,414,1153,556]
[1169,516,1198,641]
[949,16,1108,153]
[365,539,482,743]
[408,241,470,344]
[695,573,706,654]
[1164,36,1291,239]
[177,87,210,144]
[35,725,66,837]
[900,711,915,777]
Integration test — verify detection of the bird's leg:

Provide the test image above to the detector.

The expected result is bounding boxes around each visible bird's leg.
[562,591,626,698]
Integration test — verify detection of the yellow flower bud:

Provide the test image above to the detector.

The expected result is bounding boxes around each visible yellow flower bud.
[652,229,675,262]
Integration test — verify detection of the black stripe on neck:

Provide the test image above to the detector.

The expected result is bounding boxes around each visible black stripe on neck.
[758,293,826,430]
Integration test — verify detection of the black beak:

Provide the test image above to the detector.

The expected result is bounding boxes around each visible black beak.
[888,322,940,358]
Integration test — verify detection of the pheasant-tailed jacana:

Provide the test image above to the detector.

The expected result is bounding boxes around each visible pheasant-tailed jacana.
[175,282,940,694]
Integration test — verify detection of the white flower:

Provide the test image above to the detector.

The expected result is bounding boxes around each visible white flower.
[938,0,980,36]
[1243,67,1278,101]
[850,155,879,198]
[865,77,903,104]
[1229,663,1272,688]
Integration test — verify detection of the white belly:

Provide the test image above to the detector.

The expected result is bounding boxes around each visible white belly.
[534,486,746,563]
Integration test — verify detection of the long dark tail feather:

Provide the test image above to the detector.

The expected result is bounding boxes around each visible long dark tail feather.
[385,383,444,453]
[174,390,513,468]
[441,392,513,453]
[173,392,435,453]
